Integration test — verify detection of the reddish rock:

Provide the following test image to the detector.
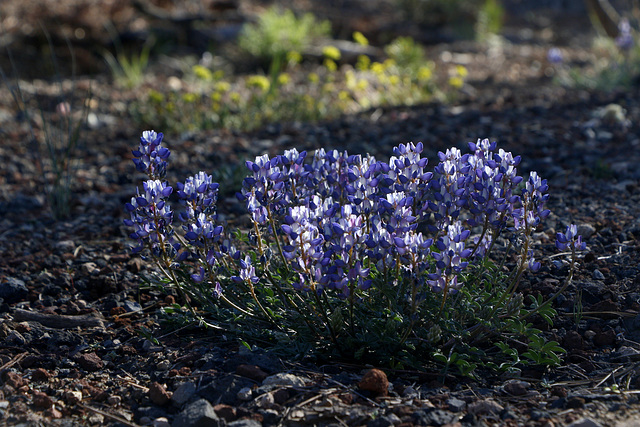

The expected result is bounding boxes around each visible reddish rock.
[563,330,584,351]
[214,403,237,422]
[45,407,63,419]
[74,352,104,372]
[31,368,52,382]
[15,322,31,333]
[164,295,176,305]
[236,364,268,382]
[110,306,126,316]
[4,371,26,389]
[149,382,172,406]
[358,368,389,396]
[593,329,616,347]
[32,391,54,409]
[64,390,83,405]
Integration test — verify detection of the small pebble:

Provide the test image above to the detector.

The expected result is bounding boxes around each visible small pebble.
[592,269,605,280]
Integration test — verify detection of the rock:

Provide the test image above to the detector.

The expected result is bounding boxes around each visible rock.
[156,360,171,371]
[566,396,586,409]
[467,399,504,415]
[6,330,26,346]
[173,398,222,427]
[3,371,26,389]
[32,391,54,409]
[577,223,596,240]
[567,418,603,427]
[198,374,254,405]
[446,397,466,412]
[64,390,83,405]
[358,369,389,396]
[227,419,262,427]
[0,277,28,303]
[149,382,172,406]
[153,417,171,427]
[593,329,616,347]
[368,414,401,427]
[236,364,268,382]
[74,352,104,372]
[592,269,605,280]
[255,391,274,408]
[412,408,456,426]
[262,372,307,388]
[122,300,142,312]
[503,379,530,396]
[172,382,197,407]
[563,330,584,351]
[237,387,252,401]
[213,404,236,422]
[81,262,99,275]
[31,368,51,382]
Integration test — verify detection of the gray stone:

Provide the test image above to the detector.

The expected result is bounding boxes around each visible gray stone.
[567,418,603,427]
[172,382,197,406]
[0,277,28,304]
[262,373,306,387]
[592,269,605,280]
[411,409,455,426]
[446,397,466,412]
[367,414,401,427]
[173,399,222,427]
[577,223,596,240]
[198,374,254,405]
[227,419,262,427]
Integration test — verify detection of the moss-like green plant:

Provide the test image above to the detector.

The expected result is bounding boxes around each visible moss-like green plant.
[238,6,331,73]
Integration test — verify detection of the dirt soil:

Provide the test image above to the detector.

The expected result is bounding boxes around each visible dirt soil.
[1,1,640,426]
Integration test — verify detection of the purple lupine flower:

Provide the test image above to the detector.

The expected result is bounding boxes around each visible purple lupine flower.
[177,171,220,221]
[232,256,259,284]
[615,18,634,51]
[547,47,563,64]
[556,224,587,251]
[132,130,170,179]
[124,179,174,253]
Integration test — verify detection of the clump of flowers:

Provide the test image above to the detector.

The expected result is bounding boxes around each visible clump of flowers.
[126,131,586,374]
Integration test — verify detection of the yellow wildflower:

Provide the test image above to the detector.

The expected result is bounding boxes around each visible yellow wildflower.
[324,58,338,72]
[247,75,270,92]
[449,76,464,89]
[322,45,341,61]
[353,31,369,46]
[456,65,468,77]
[277,73,291,85]
[192,65,213,81]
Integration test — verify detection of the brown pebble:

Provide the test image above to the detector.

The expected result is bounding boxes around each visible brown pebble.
[236,364,268,382]
[148,382,172,406]
[164,295,176,305]
[45,407,63,419]
[593,329,616,347]
[566,396,585,409]
[110,306,126,316]
[4,371,26,389]
[31,368,51,382]
[32,391,54,409]
[74,352,104,372]
[563,330,584,351]
[214,403,237,421]
[358,368,389,396]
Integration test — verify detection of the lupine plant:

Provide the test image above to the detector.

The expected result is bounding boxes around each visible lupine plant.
[126,131,585,374]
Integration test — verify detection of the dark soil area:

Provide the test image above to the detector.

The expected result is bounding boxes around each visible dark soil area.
[1,1,640,426]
